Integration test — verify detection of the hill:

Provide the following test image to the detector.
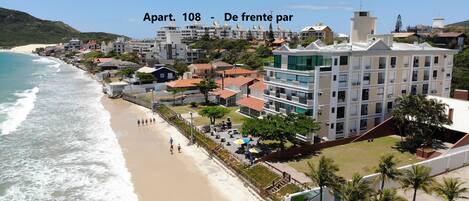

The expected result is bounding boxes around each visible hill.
[0,7,125,47]
[448,19,469,27]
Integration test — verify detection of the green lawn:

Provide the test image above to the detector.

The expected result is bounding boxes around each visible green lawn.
[169,105,248,126]
[287,136,421,179]
[243,164,280,188]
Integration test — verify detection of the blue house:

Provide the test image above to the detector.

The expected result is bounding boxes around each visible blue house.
[136,66,177,83]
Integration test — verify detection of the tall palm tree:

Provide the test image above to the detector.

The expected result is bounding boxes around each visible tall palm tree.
[339,173,372,201]
[374,188,407,201]
[433,177,468,201]
[400,165,434,201]
[375,154,401,198]
[307,156,344,201]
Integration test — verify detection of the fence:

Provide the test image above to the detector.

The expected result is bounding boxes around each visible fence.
[284,145,469,201]
[153,104,274,199]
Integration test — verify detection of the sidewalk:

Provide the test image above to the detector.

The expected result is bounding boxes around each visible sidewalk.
[264,162,312,184]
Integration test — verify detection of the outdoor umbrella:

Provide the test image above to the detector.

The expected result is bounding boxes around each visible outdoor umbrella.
[248,148,260,154]
[233,139,246,145]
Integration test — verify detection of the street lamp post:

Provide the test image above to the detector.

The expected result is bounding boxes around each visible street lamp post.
[150,89,155,114]
[189,111,194,144]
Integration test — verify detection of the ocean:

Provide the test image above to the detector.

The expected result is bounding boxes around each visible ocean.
[0,52,137,201]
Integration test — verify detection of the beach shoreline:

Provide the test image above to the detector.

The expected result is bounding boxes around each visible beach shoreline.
[4,44,262,201]
[102,97,262,201]
[7,44,57,54]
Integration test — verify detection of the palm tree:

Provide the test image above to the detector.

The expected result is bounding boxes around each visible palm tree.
[307,156,344,201]
[375,154,401,198]
[400,165,434,201]
[433,177,468,201]
[339,173,373,201]
[374,188,407,201]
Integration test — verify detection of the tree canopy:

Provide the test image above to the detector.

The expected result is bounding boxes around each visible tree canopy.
[240,113,320,147]
[392,94,451,150]
[198,106,230,125]
[136,72,155,84]
[196,78,217,104]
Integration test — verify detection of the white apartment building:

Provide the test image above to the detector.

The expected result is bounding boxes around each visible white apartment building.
[154,24,205,63]
[263,11,458,142]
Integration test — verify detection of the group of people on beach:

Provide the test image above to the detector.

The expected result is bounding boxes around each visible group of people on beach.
[137,117,156,126]
[169,137,181,155]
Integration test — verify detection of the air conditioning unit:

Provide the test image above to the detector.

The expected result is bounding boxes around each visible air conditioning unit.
[441,68,445,72]
[389,79,394,83]
[431,90,437,93]
[318,92,323,96]
[403,79,407,82]
[387,94,393,98]
[352,98,358,101]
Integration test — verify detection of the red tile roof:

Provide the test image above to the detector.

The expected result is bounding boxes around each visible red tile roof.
[211,61,233,68]
[93,58,113,63]
[212,89,238,99]
[435,32,466,38]
[217,68,257,76]
[237,96,264,111]
[166,79,202,88]
[216,77,255,87]
[249,81,266,91]
[189,63,213,70]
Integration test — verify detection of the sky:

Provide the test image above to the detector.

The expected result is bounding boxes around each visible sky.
[1,0,469,39]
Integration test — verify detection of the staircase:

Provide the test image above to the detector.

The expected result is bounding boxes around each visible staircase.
[266,176,290,194]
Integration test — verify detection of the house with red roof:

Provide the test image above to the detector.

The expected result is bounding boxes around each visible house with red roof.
[188,61,234,78]
[211,77,257,107]
[237,81,265,117]
[217,67,258,78]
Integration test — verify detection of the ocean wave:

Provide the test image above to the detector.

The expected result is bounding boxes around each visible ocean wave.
[33,57,58,65]
[0,87,40,135]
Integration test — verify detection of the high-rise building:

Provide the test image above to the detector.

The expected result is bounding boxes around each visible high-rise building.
[263,11,458,142]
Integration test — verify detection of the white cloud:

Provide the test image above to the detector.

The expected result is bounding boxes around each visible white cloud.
[289,4,354,11]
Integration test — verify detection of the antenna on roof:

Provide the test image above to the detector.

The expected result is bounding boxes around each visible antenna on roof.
[359,0,363,10]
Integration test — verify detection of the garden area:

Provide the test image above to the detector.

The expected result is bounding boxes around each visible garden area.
[287,136,421,179]
[169,105,247,127]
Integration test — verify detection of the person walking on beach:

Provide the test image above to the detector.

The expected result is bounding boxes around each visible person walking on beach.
[170,144,174,154]
[153,117,156,124]
[169,137,173,145]
[145,119,148,125]
[137,119,140,126]
[177,143,181,153]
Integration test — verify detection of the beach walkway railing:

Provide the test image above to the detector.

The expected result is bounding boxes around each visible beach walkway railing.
[153,104,304,200]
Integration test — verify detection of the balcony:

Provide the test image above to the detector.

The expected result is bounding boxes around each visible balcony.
[265,77,315,91]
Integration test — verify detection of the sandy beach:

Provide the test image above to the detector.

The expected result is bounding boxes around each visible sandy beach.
[102,98,261,201]
[9,44,56,53]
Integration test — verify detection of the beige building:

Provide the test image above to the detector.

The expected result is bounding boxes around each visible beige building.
[263,11,458,142]
[300,23,334,44]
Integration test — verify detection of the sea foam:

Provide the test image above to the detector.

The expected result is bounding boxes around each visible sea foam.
[0,87,39,135]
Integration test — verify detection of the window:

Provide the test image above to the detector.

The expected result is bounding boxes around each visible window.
[379,57,386,69]
[332,91,336,97]
[401,89,407,95]
[433,70,438,78]
[413,56,419,67]
[338,91,346,103]
[411,85,417,95]
[361,104,368,115]
[423,70,429,81]
[336,122,344,135]
[363,73,371,85]
[375,102,382,114]
[333,75,337,81]
[337,107,345,119]
[273,55,281,68]
[359,11,368,16]
[422,84,429,94]
[390,57,397,68]
[334,58,338,66]
[374,117,382,126]
[339,74,348,87]
[434,56,439,65]
[360,119,368,130]
[387,101,393,111]
[424,56,431,67]
[340,56,348,65]
[362,89,369,101]
[412,70,418,81]
[331,107,335,113]
[167,73,173,79]
[330,123,335,129]
[378,72,385,84]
